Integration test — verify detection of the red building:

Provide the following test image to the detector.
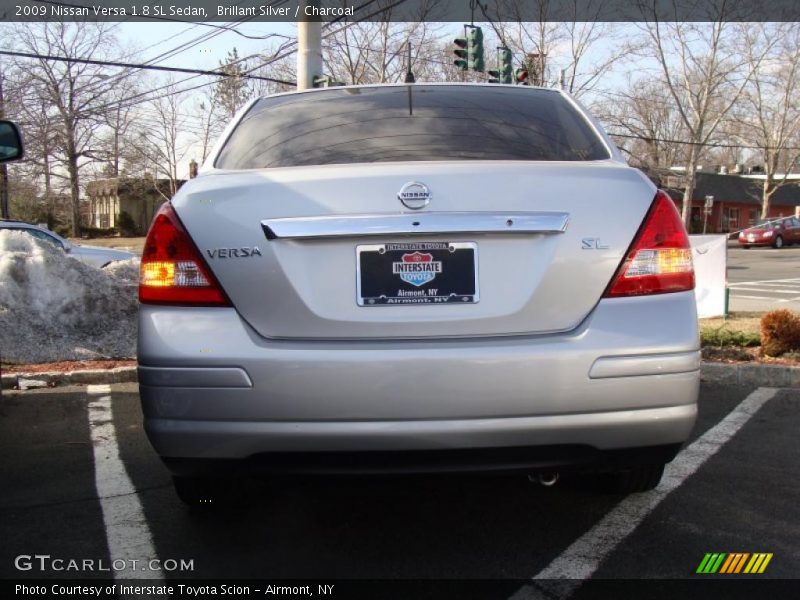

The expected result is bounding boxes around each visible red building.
[653,171,800,234]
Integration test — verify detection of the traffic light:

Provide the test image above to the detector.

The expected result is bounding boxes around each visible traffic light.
[453,37,468,71]
[515,68,529,85]
[312,75,344,88]
[488,47,513,84]
[454,25,484,72]
[466,26,484,72]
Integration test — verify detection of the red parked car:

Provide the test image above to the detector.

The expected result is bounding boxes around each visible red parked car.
[738,217,800,248]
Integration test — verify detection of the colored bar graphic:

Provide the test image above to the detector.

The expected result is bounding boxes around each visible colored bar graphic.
[719,554,736,574]
[733,553,750,573]
[710,553,726,573]
[697,553,728,574]
[758,553,773,573]
[720,553,749,574]
[697,553,714,574]
[701,552,773,574]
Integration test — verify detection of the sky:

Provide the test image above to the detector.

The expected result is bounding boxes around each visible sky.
[116,21,297,72]
[101,20,645,171]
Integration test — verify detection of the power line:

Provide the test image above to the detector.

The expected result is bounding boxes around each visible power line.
[31,0,287,39]
[606,131,800,153]
[0,50,294,84]
[79,0,411,113]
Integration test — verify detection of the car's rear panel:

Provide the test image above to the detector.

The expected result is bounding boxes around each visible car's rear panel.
[172,160,656,339]
[138,84,700,469]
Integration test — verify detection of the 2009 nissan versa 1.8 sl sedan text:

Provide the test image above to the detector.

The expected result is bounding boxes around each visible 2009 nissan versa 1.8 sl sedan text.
[137,84,700,506]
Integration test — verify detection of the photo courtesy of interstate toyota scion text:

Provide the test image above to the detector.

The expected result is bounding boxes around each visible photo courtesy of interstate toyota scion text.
[136,83,699,506]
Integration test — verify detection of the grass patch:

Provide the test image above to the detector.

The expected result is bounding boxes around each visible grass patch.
[699,311,762,348]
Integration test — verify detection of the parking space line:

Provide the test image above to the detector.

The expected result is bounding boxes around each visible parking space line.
[87,385,161,581]
[728,278,800,285]
[512,387,778,599]
[741,282,800,288]
[728,294,780,301]
[729,288,800,295]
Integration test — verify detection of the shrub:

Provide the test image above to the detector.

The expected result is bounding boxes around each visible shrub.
[760,309,800,357]
[80,225,118,239]
[117,211,138,236]
[700,325,760,348]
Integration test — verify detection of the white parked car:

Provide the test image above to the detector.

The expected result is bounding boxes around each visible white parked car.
[0,220,135,268]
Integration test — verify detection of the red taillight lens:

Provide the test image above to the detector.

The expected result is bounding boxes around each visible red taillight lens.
[139,204,230,306]
[604,190,695,298]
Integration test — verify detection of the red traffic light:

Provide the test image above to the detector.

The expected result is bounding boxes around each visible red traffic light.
[515,69,529,84]
[454,37,468,49]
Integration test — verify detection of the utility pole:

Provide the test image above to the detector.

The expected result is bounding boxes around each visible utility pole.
[0,67,9,219]
[297,1,322,91]
[404,42,415,83]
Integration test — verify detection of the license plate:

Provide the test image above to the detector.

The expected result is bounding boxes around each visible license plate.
[357,242,478,306]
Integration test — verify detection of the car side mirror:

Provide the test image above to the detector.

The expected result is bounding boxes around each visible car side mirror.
[63,242,72,252]
[0,120,24,163]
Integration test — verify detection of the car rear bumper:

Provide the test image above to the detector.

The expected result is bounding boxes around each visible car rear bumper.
[138,291,700,469]
[148,405,695,475]
[162,444,686,477]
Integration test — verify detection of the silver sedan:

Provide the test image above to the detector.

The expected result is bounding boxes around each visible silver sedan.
[137,84,700,506]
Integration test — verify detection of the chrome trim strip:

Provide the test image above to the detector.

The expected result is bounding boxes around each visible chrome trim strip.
[588,351,701,379]
[138,366,253,388]
[262,212,569,240]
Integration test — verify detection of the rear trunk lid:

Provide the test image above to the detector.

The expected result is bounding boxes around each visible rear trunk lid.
[173,161,656,340]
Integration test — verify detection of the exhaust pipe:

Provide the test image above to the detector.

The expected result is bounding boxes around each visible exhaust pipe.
[528,472,560,487]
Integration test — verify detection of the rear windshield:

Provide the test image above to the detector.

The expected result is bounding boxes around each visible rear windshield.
[214,85,610,169]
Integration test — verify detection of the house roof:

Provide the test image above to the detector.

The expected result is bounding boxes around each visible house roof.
[651,170,800,207]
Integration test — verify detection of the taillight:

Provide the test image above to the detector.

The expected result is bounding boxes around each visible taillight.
[139,203,230,306]
[604,190,694,298]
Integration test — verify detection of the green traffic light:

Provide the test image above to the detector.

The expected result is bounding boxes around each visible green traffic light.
[499,47,513,84]
[466,26,484,72]
[453,37,469,71]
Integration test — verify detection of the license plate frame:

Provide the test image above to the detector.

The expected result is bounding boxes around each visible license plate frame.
[356,241,479,306]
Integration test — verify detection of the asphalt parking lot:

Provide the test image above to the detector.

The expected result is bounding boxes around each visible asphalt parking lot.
[1,382,798,597]
[727,245,800,312]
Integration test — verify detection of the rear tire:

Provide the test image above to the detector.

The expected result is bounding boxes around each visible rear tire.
[602,463,665,494]
[172,476,247,508]
[773,235,784,249]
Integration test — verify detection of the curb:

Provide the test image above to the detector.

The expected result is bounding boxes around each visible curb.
[1,366,137,390]
[3,363,799,391]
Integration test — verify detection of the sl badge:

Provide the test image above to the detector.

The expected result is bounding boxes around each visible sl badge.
[392,251,443,287]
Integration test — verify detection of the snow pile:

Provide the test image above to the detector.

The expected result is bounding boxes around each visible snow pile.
[101,257,141,286]
[0,230,139,363]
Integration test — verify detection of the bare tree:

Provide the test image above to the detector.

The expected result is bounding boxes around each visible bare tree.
[214,48,253,120]
[11,22,120,236]
[481,1,636,94]
[194,90,223,164]
[597,80,688,171]
[98,90,138,178]
[127,78,189,200]
[637,6,777,225]
[323,21,441,84]
[738,23,800,218]
[320,0,442,85]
